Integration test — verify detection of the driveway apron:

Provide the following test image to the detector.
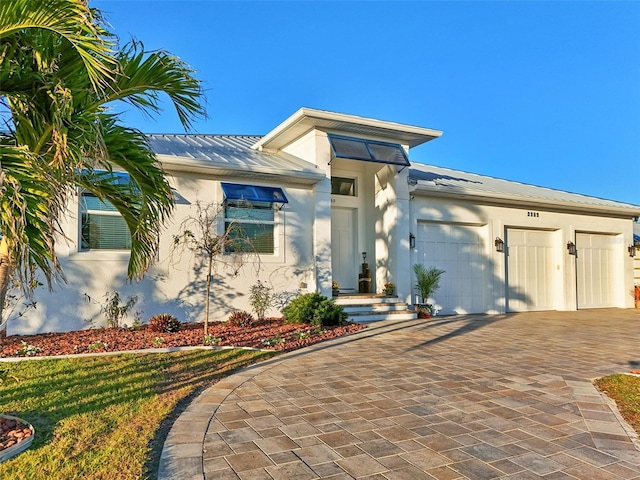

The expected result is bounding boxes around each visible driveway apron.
[159,309,640,479]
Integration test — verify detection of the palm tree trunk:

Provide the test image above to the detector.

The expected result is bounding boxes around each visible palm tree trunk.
[0,238,13,340]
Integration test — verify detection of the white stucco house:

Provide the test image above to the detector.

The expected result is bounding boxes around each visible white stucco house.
[10,108,640,335]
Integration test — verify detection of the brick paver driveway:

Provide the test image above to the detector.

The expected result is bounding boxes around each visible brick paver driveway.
[160,309,640,479]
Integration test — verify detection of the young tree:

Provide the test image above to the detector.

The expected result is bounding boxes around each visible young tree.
[172,202,260,336]
[0,0,205,335]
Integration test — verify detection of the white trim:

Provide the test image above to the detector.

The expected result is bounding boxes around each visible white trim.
[253,107,443,152]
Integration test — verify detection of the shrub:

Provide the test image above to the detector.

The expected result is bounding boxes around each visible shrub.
[282,292,347,326]
[149,314,181,333]
[413,264,445,303]
[228,310,254,327]
[249,281,273,320]
[85,290,141,328]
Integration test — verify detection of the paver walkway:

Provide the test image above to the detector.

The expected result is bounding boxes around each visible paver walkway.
[159,309,640,479]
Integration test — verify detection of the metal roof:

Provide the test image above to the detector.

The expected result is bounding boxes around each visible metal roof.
[147,134,324,184]
[409,162,640,217]
[147,134,640,217]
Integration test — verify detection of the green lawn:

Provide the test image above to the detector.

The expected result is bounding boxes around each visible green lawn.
[595,373,640,435]
[0,349,273,479]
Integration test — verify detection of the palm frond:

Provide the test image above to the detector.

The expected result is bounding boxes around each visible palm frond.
[75,117,174,280]
[0,0,116,90]
[99,41,205,130]
[0,142,65,289]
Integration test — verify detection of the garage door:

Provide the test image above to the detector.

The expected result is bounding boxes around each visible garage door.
[506,229,556,312]
[576,233,617,309]
[415,223,487,314]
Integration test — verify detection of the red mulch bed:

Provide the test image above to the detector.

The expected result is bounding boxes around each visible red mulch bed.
[0,318,366,358]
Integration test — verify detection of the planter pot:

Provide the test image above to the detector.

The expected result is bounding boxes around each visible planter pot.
[415,305,432,319]
[0,414,35,463]
[332,289,339,297]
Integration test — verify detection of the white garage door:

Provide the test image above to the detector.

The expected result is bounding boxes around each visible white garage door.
[576,233,617,309]
[506,229,556,312]
[416,223,487,314]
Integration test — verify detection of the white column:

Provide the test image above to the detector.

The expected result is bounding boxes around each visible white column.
[314,177,332,297]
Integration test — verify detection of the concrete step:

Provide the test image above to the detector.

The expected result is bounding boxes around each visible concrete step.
[348,310,418,323]
[341,303,410,313]
[334,295,417,323]
[334,295,401,306]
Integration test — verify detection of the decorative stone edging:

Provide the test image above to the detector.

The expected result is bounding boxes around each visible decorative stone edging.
[0,415,35,463]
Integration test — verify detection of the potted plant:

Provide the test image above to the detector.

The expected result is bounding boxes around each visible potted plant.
[383,281,395,296]
[413,264,445,318]
[332,281,339,297]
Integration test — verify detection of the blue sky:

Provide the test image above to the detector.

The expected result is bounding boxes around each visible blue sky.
[95,1,640,206]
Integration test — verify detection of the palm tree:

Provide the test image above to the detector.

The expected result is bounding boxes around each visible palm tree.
[0,0,205,335]
[413,264,445,306]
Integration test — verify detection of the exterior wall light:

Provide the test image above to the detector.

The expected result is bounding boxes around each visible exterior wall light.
[409,233,416,249]
[629,244,637,258]
[494,237,504,253]
[567,241,577,256]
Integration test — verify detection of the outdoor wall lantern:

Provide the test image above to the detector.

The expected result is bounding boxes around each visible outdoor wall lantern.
[494,237,504,253]
[567,241,577,256]
[409,233,416,249]
[629,244,637,258]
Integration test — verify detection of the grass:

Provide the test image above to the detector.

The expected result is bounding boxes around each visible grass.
[0,348,273,479]
[595,373,640,435]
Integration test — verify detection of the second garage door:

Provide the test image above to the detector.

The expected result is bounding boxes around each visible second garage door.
[506,228,557,312]
[415,222,487,314]
[576,233,618,309]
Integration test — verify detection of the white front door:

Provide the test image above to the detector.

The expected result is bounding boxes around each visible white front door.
[576,233,617,309]
[331,208,357,291]
[506,229,556,312]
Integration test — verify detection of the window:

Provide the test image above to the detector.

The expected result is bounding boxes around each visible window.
[327,134,410,166]
[221,183,288,255]
[225,201,275,254]
[80,194,131,250]
[331,177,357,196]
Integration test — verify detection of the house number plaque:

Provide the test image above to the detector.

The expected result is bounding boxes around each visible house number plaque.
[527,211,540,217]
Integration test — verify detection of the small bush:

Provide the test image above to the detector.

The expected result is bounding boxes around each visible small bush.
[249,281,273,320]
[282,292,347,326]
[149,314,181,333]
[228,310,254,327]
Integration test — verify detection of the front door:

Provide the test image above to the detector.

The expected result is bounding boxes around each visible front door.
[331,208,356,292]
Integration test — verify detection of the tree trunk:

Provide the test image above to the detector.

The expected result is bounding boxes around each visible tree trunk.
[0,238,13,340]
[204,256,213,337]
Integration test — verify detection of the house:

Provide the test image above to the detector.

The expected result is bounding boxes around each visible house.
[11,108,640,334]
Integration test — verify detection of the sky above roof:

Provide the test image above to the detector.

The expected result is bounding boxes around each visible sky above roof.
[95,0,640,207]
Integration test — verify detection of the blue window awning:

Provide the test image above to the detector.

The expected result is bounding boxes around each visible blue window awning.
[328,134,410,167]
[221,182,288,204]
